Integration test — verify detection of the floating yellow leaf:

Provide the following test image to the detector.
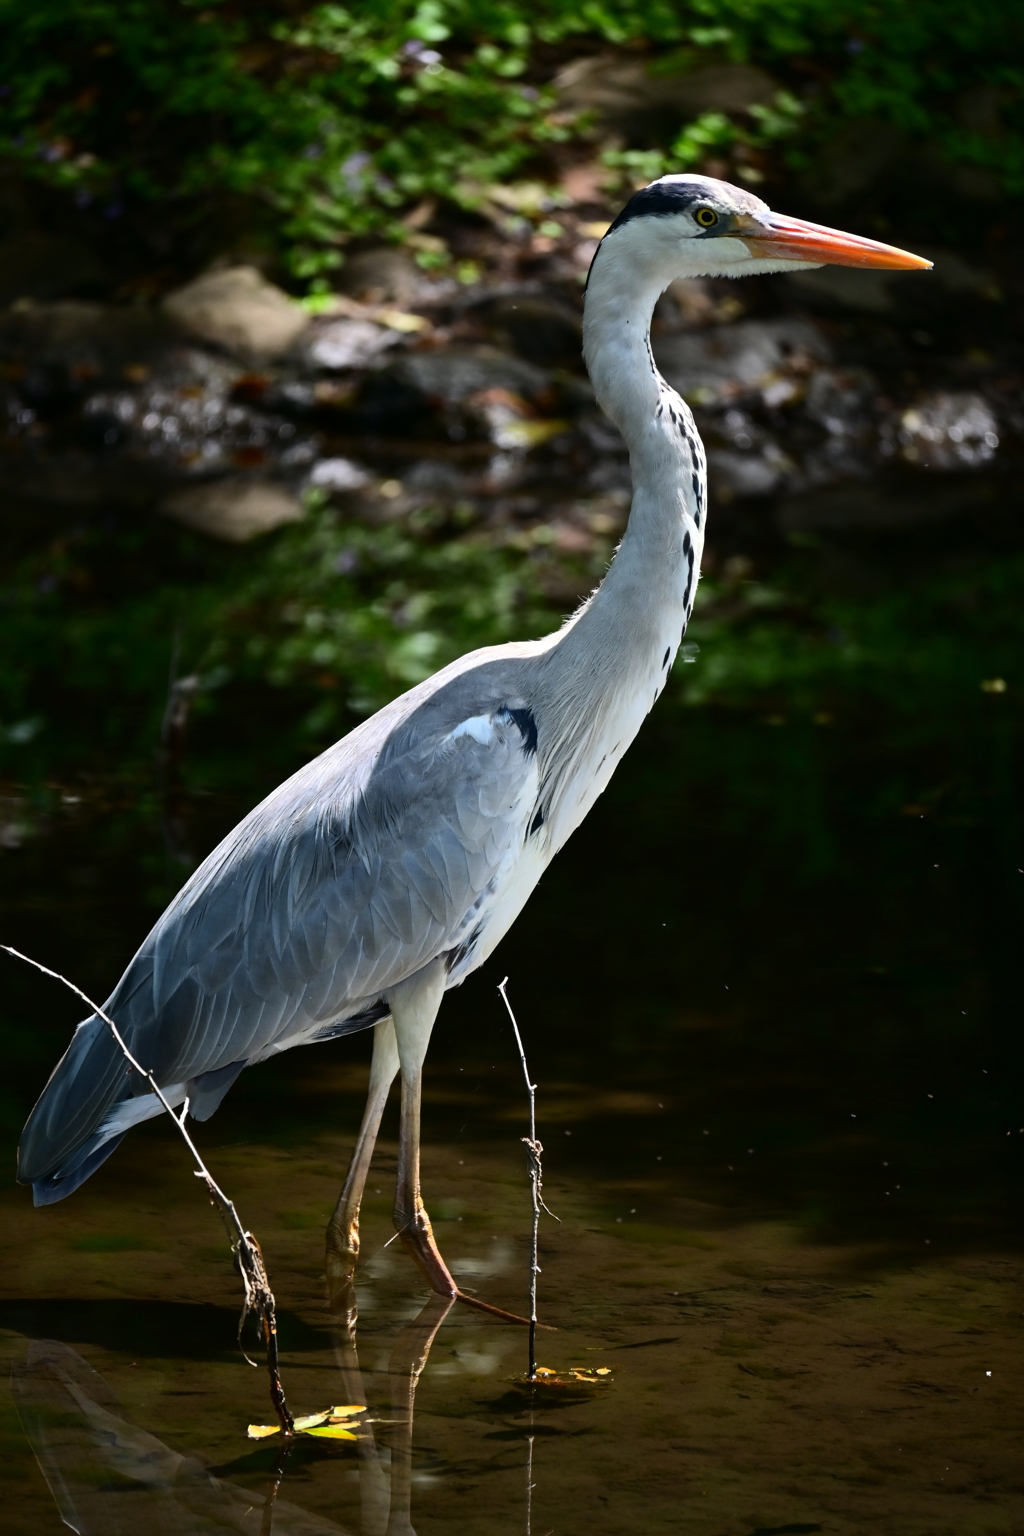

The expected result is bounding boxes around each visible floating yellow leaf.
[247,1405,365,1439]
[514,1365,609,1395]
[595,1368,611,1376]
[292,1412,330,1431]
[377,309,430,333]
[491,418,568,450]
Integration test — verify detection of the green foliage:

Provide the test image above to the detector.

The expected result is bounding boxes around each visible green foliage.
[603,92,805,188]
[686,550,1024,717]
[3,477,1023,795]
[205,494,567,729]
[0,494,584,781]
[0,1,557,277]
[1,1,1022,279]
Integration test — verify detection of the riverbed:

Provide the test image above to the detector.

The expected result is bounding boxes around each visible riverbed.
[3,684,1022,1534]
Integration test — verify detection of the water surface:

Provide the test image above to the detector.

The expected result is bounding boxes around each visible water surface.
[2,692,1023,1534]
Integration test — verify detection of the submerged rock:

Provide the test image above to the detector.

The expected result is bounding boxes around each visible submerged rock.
[338,248,432,306]
[79,347,316,477]
[555,55,777,132]
[895,392,999,470]
[655,318,829,404]
[395,346,549,404]
[161,477,304,540]
[308,457,372,492]
[163,266,308,359]
[306,317,401,371]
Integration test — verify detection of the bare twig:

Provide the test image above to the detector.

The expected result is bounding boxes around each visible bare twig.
[3,945,294,1435]
[525,1428,536,1536]
[259,1439,294,1536]
[497,977,559,1382]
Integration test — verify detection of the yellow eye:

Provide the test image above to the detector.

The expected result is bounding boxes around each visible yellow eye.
[695,207,718,227]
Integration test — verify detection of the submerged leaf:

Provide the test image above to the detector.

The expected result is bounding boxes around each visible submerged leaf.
[293,1412,331,1431]
[512,1361,615,1396]
[248,1404,365,1439]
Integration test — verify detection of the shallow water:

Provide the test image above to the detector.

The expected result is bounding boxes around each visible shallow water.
[2,695,1023,1534]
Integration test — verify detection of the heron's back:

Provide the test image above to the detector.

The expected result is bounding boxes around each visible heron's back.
[19,648,547,1203]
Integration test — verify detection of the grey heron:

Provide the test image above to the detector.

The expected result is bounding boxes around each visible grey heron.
[18,177,930,1314]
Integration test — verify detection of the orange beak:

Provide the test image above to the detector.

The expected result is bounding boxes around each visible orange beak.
[740,212,932,271]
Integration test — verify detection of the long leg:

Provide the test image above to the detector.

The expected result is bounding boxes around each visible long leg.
[387,960,457,1298]
[387,961,534,1325]
[326,1018,401,1311]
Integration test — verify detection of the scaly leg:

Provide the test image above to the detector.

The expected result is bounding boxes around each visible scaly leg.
[388,961,535,1326]
[388,961,457,1298]
[326,1018,400,1313]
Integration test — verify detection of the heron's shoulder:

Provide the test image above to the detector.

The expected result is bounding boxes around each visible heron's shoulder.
[296,639,550,778]
[160,640,548,905]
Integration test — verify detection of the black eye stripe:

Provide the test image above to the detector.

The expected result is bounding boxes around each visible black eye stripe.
[604,179,720,235]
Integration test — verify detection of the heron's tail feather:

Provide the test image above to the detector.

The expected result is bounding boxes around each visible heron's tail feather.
[18,1016,134,1204]
[30,1133,128,1206]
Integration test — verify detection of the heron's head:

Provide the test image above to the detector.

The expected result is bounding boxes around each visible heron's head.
[594,173,931,283]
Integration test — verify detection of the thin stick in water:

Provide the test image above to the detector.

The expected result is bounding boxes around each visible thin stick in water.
[497,977,559,1382]
[525,1428,535,1536]
[3,945,294,1435]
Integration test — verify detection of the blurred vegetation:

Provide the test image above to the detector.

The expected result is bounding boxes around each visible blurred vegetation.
[1,7,1021,1332]
[2,485,1022,795]
[0,493,584,785]
[1,0,1022,281]
[1,1,1023,805]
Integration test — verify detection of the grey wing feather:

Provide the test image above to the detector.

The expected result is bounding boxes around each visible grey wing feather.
[19,682,539,1189]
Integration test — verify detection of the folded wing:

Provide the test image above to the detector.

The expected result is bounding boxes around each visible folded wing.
[19,694,539,1198]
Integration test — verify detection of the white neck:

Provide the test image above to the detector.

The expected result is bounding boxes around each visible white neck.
[532,237,707,847]
[564,233,708,673]
[582,231,707,589]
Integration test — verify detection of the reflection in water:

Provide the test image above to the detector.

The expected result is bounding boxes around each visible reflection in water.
[331,1292,455,1536]
[13,1338,351,1534]
[14,1295,473,1536]
[4,593,1023,1531]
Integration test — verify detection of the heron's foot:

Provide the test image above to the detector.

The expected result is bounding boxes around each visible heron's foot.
[394,1203,549,1327]
[454,1291,552,1327]
[395,1202,458,1299]
[325,1274,360,1330]
[325,1213,361,1318]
